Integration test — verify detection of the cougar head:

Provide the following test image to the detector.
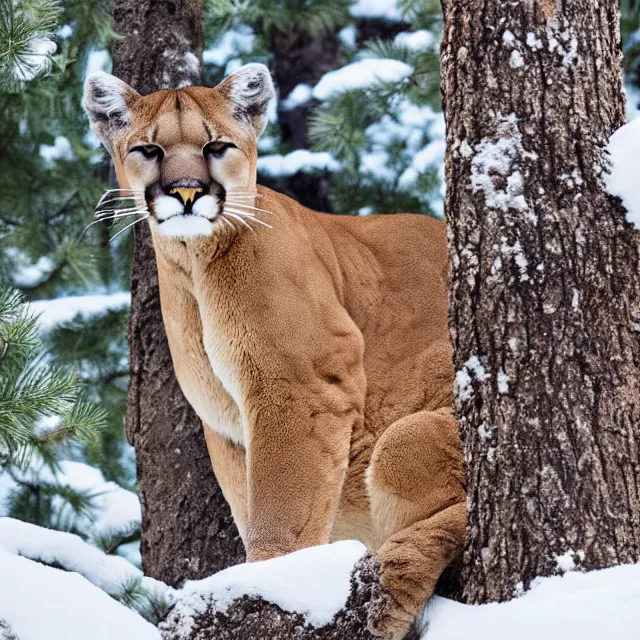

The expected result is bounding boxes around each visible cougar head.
[82,64,274,239]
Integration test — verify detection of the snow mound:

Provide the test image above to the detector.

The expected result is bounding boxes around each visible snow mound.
[606,118,640,228]
[422,561,640,639]
[28,292,130,332]
[0,518,169,602]
[169,540,367,628]
[312,59,414,101]
[0,550,160,640]
[257,150,340,177]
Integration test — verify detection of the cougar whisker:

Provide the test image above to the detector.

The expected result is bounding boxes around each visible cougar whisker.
[224,208,272,229]
[219,216,236,232]
[95,206,148,217]
[110,215,150,242]
[224,212,255,232]
[225,201,273,214]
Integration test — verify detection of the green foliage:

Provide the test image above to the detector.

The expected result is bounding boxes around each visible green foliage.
[205,0,351,40]
[0,288,106,465]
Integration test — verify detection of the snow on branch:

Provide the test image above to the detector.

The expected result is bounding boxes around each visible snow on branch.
[312,59,414,102]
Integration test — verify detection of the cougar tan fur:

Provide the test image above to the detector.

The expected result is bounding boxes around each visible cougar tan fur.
[83,64,466,639]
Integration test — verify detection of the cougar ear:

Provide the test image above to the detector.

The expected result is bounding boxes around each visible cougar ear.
[217,63,275,138]
[82,72,140,151]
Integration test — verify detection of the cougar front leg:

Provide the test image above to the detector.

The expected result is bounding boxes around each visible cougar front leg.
[244,384,359,562]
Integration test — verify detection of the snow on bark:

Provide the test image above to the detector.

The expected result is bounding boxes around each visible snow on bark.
[159,552,391,640]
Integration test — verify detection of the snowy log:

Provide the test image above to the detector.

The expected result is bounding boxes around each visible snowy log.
[158,543,399,640]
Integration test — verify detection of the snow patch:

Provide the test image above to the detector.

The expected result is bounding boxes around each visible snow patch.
[455,356,489,402]
[312,59,414,101]
[349,0,404,22]
[168,541,366,630]
[605,118,640,228]
[338,26,357,49]
[470,113,536,216]
[39,136,76,165]
[202,29,255,66]
[28,292,131,332]
[394,30,434,52]
[11,36,56,82]
[509,50,524,69]
[280,84,313,111]
[258,150,340,177]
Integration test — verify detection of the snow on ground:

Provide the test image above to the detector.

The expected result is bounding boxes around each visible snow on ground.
[28,291,131,332]
[312,59,414,101]
[0,549,160,640]
[0,518,169,602]
[2,459,141,541]
[421,561,640,640]
[349,0,404,22]
[169,541,367,629]
[606,117,640,229]
[257,149,340,177]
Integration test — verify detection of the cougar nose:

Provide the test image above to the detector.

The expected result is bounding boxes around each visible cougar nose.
[166,182,207,210]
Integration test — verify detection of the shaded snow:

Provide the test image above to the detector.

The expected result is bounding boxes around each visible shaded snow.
[421,561,640,640]
[7,460,141,540]
[280,83,313,111]
[349,0,404,21]
[257,150,340,177]
[312,59,414,101]
[12,37,56,82]
[5,248,55,288]
[202,29,255,66]
[338,26,357,49]
[39,136,76,165]
[394,30,435,51]
[169,541,366,630]
[28,292,131,332]
[606,118,640,228]
[0,550,161,640]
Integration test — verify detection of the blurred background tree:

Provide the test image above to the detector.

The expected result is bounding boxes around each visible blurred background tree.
[2,0,640,576]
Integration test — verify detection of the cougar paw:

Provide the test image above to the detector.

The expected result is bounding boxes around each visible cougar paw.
[367,541,434,639]
[366,596,414,640]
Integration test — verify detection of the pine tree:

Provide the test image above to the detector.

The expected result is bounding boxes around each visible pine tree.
[0,0,138,564]
[0,0,133,488]
[0,287,106,525]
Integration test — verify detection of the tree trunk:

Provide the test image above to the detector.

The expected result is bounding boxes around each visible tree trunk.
[111,0,244,586]
[440,0,640,603]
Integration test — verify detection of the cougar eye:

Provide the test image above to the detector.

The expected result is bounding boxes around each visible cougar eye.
[130,144,164,160]
[204,141,236,159]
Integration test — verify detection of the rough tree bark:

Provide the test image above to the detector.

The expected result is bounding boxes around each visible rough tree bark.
[441,0,640,603]
[111,0,244,586]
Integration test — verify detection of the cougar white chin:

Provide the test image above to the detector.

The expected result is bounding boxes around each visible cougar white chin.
[157,215,215,238]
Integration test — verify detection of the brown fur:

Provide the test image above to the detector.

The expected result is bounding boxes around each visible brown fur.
[84,66,466,639]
